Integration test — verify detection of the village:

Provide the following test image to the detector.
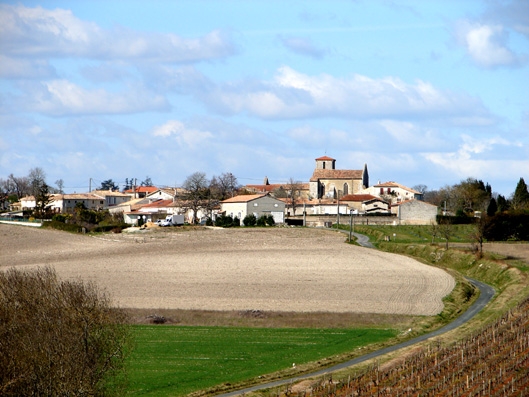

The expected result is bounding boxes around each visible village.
[3,156,438,227]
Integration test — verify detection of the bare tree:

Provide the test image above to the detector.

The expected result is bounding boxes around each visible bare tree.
[0,267,131,396]
[429,221,439,244]
[210,172,239,200]
[285,178,302,215]
[439,220,453,250]
[28,167,47,197]
[7,173,30,199]
[179,172,210,224]
[55,178,65,194]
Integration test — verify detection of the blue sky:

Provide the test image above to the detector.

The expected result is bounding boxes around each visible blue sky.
[0,0,527,196]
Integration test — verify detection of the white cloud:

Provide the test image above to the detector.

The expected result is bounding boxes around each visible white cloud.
[0,56,56,79]
[14,80,169,116]
[422,135,526,179]
[205,66,492,123]
[151,120,213,148]
[454,20,520,68]
[0,4,235,63]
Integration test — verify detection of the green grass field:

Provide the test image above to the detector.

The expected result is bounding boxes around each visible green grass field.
[334,223,476,245]
[125,325,398,396]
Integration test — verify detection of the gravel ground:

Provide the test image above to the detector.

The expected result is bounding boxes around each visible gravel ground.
[0,224,455,315]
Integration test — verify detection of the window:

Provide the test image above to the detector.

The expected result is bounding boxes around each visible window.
[253,203,258,207]
[343,183,348,195]
[323,162,325,169]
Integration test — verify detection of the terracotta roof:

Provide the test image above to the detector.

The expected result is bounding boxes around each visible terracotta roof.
[374,181,420,194]
[315,155,335,161]
[221,194,268,203]
[139,199,174,208]
[340,194,381,202]
[124,186,158,194]
[310,169,363,182]
[53,193,103,200]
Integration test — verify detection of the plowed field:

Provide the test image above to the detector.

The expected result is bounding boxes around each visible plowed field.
[0,224,455,315]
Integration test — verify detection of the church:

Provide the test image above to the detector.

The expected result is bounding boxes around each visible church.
[309,156,369,199]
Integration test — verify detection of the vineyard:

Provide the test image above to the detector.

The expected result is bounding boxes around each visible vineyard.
[292,296,529,397]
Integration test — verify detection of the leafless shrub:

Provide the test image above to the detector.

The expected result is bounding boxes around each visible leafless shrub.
[0,267,131,396]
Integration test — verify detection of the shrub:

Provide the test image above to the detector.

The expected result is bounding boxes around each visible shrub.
[265,214,275,226]
[243,214,257,226]
[0,267,131,396]
[256,215,267,226]
[52,213,68,223]
[215,214,233,228]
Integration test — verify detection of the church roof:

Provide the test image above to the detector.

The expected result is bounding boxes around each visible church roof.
[310,169,363,182]
[315,155,335,161]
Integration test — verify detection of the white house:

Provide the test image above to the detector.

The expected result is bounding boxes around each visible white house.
[221,193,285,224]
[362,181,422,204]
[90,190,131,207]
[340,194,390,214]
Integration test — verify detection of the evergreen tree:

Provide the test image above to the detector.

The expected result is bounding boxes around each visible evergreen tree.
[486,197,498,216]
[511,178,529,210]
[497,194,509,213]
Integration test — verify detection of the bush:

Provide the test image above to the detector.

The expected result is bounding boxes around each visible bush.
[265,215,275,226]
[0,267,131,396]
[52,213,68,223]
[256,215,267,226]
[243,214,257,226]
[215,214,233,228]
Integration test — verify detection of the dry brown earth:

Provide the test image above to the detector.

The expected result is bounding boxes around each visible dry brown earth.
[0,224,455,315]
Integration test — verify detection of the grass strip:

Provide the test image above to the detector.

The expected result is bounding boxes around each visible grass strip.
[125,326,397,396]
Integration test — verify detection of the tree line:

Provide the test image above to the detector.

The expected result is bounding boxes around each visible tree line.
[417,177,529,216]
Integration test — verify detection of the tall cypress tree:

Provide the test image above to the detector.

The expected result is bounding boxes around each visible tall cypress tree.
[487,197,498,216]
[512,178,529,210]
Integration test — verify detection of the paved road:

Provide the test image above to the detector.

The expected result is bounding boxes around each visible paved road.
[216,231,495,397]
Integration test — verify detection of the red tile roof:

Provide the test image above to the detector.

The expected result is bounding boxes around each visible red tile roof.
[139,199,174,208]
[340,194,380,202]
[315,155,335,161]
[124,186,158,194]
[310,169,363,182]
[374,181,420,194]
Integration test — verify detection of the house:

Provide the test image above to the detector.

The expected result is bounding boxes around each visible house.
[340,194,390,214]
[90,190,131,207]
[123,185,158,199]
[52,193,106,213]
[145,187,186,202]
[362,181,422,204]
[20,193,105,213]
[309,156,369,199]
[221,193,285,224]
[392,199,438,225]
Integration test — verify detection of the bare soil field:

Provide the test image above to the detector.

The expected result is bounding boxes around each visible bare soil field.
[0,224,455,316]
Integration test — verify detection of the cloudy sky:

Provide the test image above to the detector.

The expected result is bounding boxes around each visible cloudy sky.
[0,1,527,196]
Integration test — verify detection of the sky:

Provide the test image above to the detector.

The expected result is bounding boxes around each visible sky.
[0,0,528,196]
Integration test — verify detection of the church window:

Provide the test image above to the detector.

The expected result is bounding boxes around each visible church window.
[343,183,348,195]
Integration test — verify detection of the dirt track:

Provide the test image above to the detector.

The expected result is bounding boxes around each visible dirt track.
[0,224,455,315]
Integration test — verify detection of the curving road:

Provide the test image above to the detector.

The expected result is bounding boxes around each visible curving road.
[216,231,495,397]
